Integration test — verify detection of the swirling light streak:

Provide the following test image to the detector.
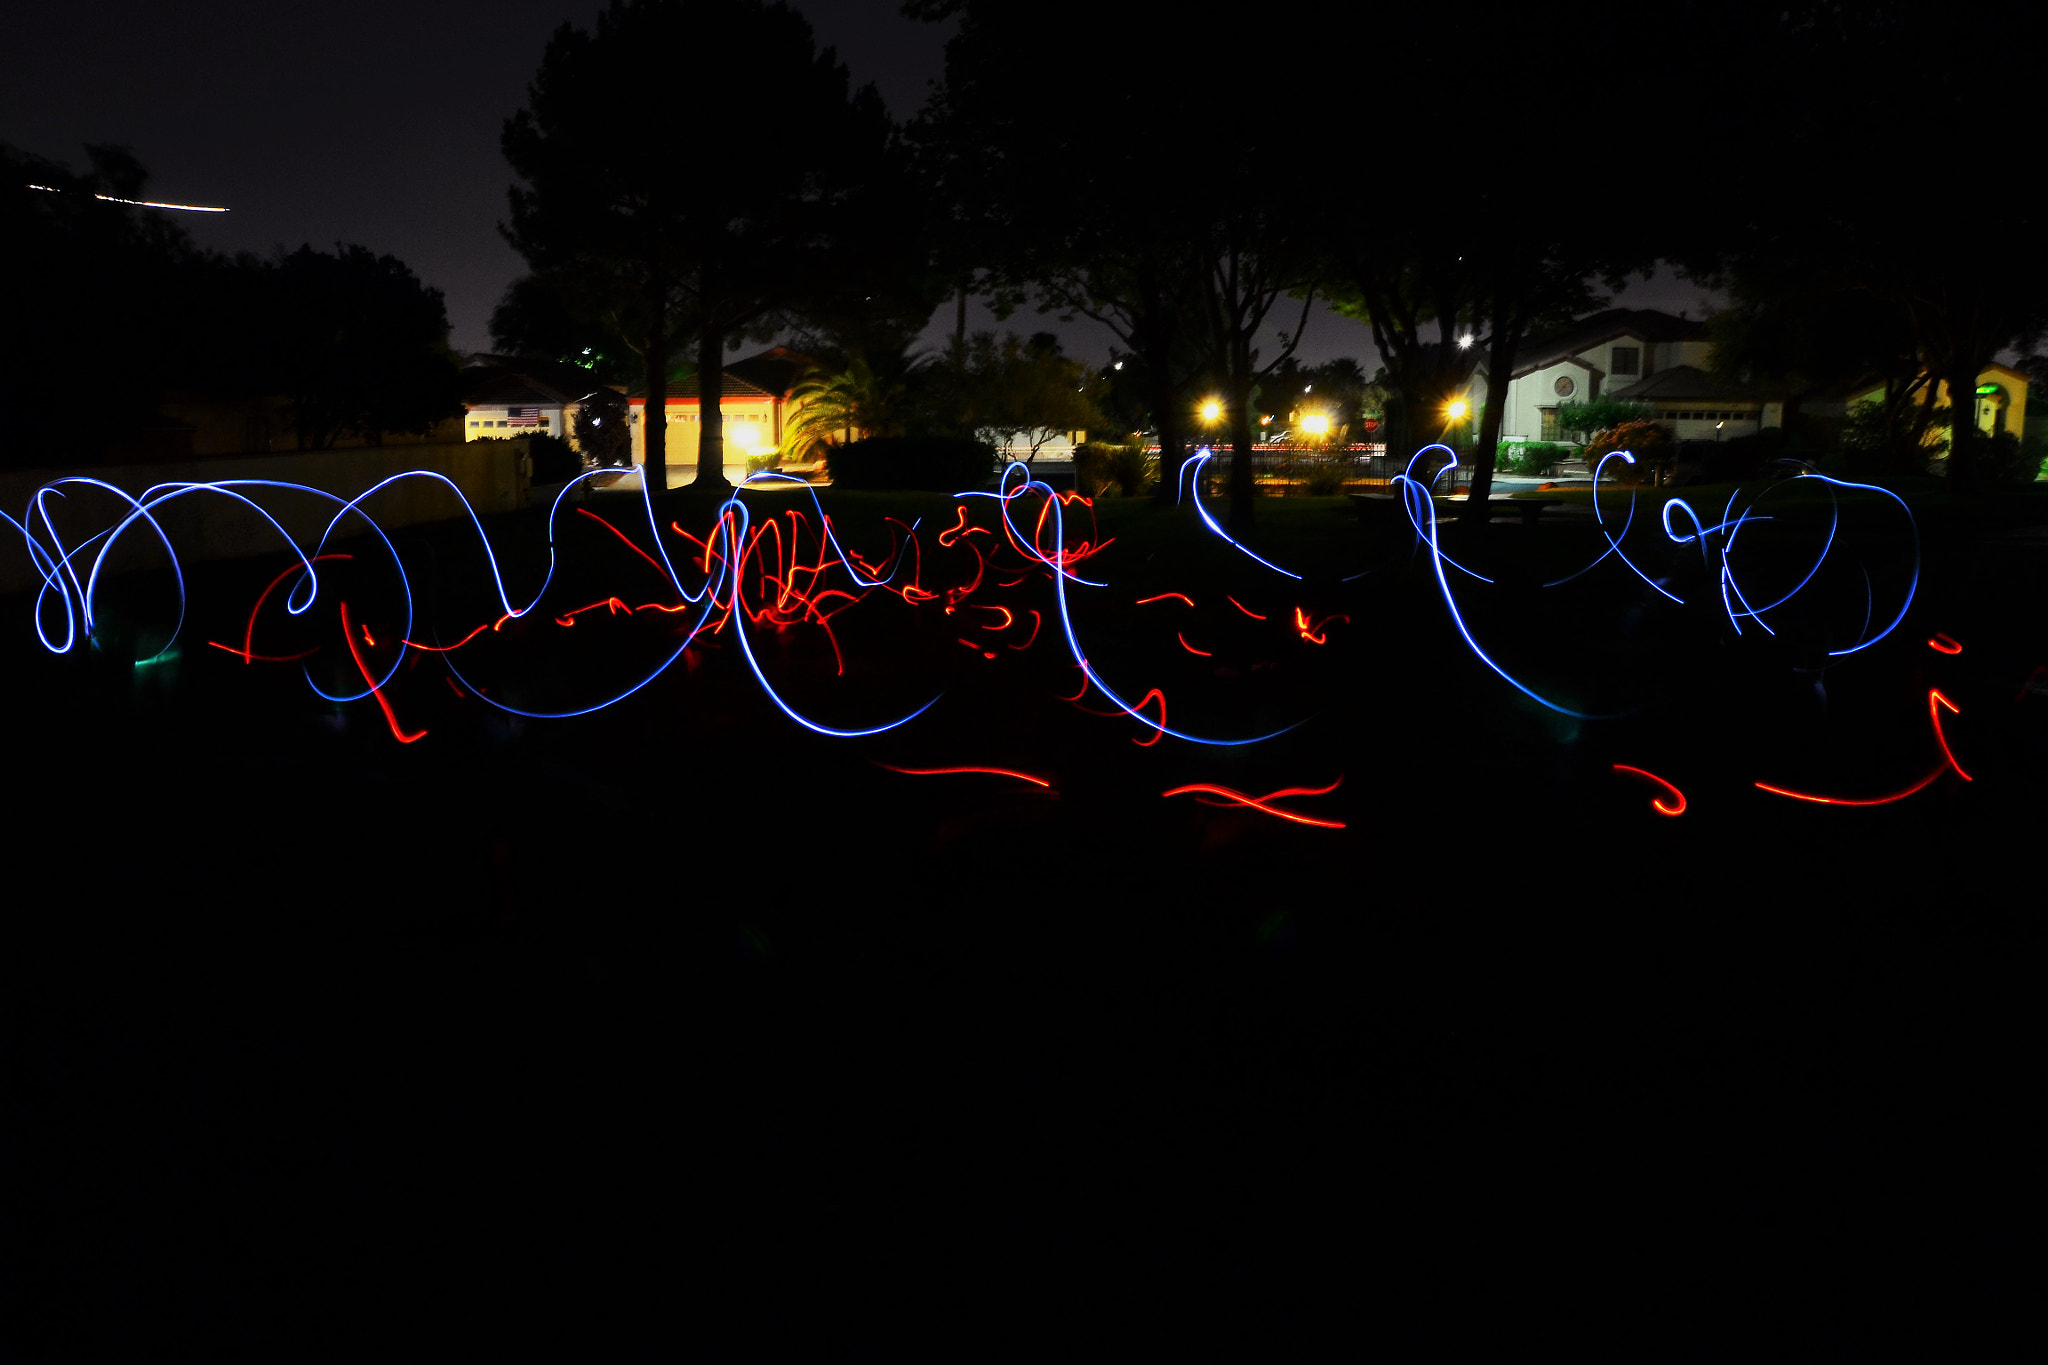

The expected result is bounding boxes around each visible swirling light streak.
[1754,688,1967,804]
[1395,468,1623,721]
[1176,451,1304,581]
[875,763,1052,789]
[1162,777,1345,829]
[966,464,1302,747]
[1612,764,1687,816]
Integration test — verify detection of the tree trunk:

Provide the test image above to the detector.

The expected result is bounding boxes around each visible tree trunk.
[955,285,968,352]
[1387,372,1459,485]
[1462,325,1518,525]
[693,323,731,490]
[643,322,667,491]
[1146,351,1185,503]
[1226,396,1257,530]
[1945,363,1981,493]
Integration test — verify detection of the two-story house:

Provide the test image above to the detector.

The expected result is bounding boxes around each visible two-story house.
[1466,308,1768,445]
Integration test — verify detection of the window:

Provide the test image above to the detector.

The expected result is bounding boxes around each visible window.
[1611,346,1641,376]
[1539,407,1561,442]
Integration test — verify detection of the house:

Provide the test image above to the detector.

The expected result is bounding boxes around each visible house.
[1465,308,1767,444]
[1466,307,2032,452]
[1825,361,2031,444]
[626,367,788,480]
[459,354,623,447]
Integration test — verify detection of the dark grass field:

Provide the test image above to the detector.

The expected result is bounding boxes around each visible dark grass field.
[3,481,2043,1357]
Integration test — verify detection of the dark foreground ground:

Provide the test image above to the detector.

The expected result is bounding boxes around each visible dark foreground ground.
[3,484,2043,1358]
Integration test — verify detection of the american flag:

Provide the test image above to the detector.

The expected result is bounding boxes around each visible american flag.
[506,407,542,428]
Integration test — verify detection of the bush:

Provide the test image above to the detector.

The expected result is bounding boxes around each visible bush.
[1301,458,1350,496]
[478,431,583,484]
[1496,441,1570,476]
[1969,430,2046,487]
[825,435,997,491]
[525,432,583,484]
[1074,440,1155,496]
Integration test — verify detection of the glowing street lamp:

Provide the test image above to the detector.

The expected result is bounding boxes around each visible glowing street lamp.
[1447,399,1468,421]
[1299,413,1331,438]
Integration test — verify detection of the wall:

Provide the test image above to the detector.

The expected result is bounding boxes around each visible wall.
[156,392,465,455]
[628,397,779,482]
[0,440,529,595]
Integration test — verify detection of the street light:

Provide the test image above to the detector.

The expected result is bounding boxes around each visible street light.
[1201,400,1221,423]
[1447,399,1468,421]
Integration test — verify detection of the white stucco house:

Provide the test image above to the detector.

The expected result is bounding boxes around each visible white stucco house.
[1466,308,1772,444]
[460,354,621,446]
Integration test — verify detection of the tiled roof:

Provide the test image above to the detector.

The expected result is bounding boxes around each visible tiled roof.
[464,373,574,407]
[724,347,812,398]
[1514,308,1709,374]
[628,371,778,402]
[1610,365,1756,402]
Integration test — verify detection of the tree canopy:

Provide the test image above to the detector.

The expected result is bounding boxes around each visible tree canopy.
[500,0,921,488]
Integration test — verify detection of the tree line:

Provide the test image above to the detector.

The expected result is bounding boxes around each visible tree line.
[11,0,2043,505]
[1,144,462,466]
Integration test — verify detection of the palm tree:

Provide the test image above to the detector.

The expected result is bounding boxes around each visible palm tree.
[781,351,921,461]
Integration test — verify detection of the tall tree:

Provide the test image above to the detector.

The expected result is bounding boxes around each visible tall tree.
[910,0,1212,504]
[1193,204,1319,528]
[1308,9,1651,520]
[502,0,903,491]
[268,244,463,450]
[2,143,198,465]
[1681,1,2048,491]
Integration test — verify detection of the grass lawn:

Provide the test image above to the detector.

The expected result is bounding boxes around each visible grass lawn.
[3,470,2042,1355]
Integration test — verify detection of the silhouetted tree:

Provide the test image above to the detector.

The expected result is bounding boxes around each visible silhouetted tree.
[910,0,1211,506]
[1679,0,2048,491]
[268,244,462,450]
[502,0,904,491]
[1,142,196,465]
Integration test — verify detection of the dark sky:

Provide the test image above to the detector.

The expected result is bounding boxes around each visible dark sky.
[2,0,1717,369]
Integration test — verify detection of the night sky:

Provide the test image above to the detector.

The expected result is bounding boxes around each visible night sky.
[2,0,1718,366]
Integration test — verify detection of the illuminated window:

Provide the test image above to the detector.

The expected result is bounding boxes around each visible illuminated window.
[1539,407,1561,441]
[1612,346,1640,376]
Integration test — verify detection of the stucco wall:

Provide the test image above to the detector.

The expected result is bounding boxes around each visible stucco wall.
[0,440,529,595]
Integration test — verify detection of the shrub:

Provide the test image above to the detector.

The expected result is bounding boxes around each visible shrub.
[479,431,583,484]
[1579,422,1669,485]
[525,432,583,484]
[1301,458,1350,496]
[1075,440,1155,496]
[825,435,997,491]
[1969,430,2046,487]
[1497,441,1569,476]
[1557,399,1653,442]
